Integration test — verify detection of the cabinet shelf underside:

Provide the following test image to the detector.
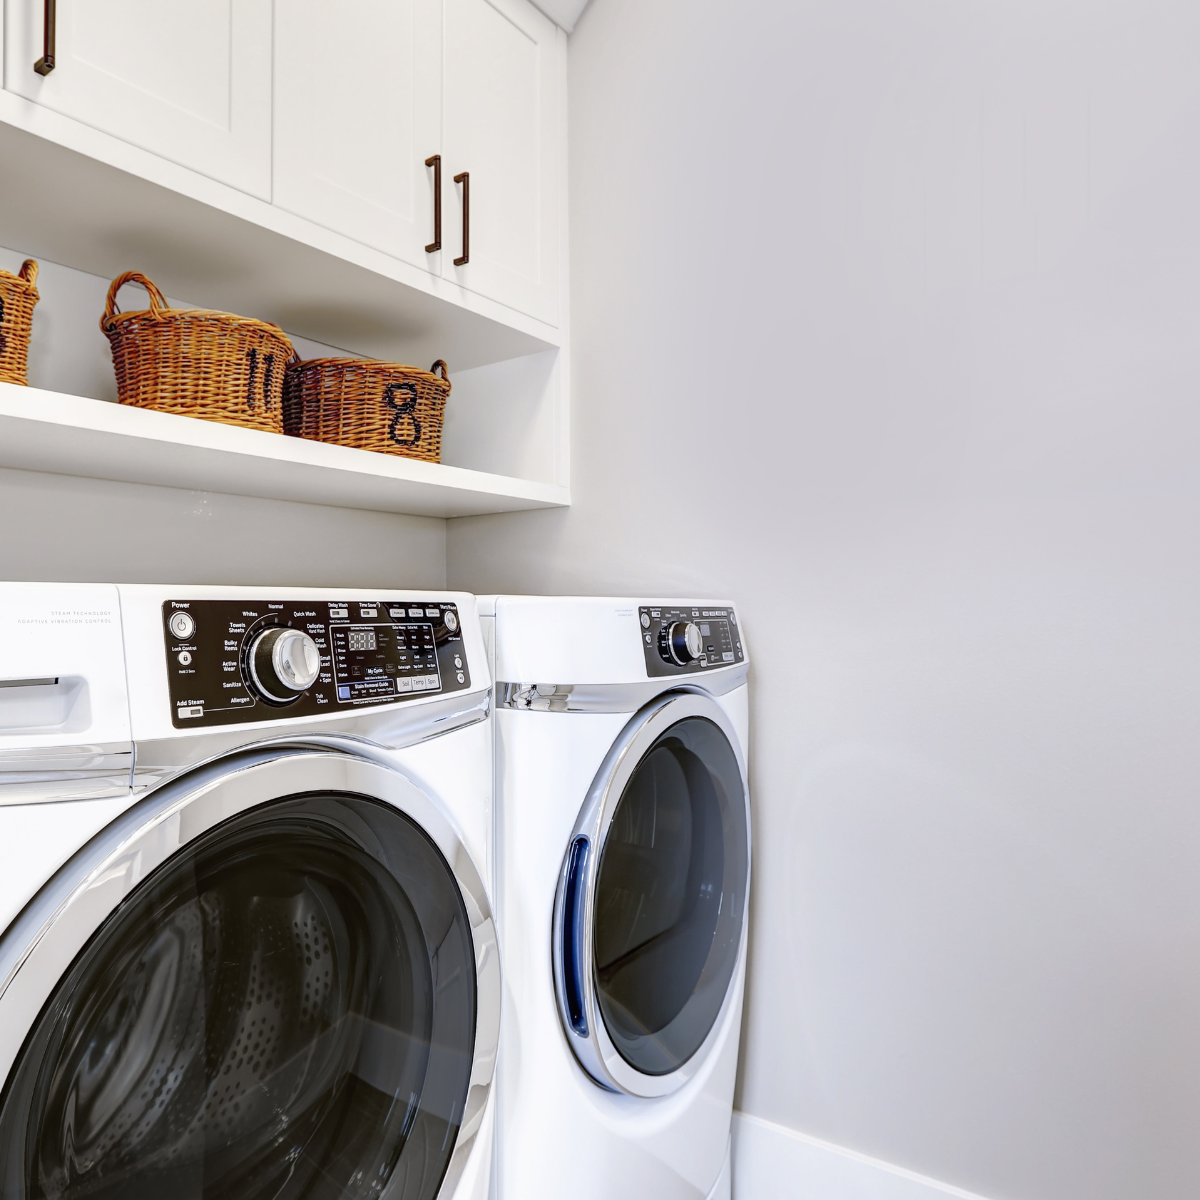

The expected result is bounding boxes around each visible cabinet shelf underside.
[0,106,557,371]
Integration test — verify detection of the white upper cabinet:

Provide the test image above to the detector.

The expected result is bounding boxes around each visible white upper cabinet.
[273,0,444,269]
[1,0,565,332]
[441,0,562,325]
[2,0,273,197]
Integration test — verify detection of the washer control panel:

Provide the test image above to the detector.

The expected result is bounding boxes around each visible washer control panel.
[639,605,744,677]
[164,598,471,727]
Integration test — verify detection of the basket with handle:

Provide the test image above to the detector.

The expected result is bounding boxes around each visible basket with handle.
[0,259,40,387]
[283,358,452,463]
[100,271,294,434]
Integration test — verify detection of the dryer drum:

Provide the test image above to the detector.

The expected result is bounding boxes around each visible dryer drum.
[592,716,745,1075]
[0,792,477,1200]
[554,691,750,1095]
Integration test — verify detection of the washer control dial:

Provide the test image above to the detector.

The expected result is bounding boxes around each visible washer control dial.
[664,621,704,666]
[247,626,321,704]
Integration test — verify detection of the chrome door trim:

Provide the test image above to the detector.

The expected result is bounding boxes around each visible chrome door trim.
[498,663,748,713]
[131,688,490,792]
[550,689,751,1097]
[0,747,500,1193]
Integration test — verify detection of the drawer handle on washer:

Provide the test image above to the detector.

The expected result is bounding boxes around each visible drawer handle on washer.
[562,836,591,1036]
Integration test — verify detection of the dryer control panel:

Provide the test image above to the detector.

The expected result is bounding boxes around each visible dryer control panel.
[639,605,744,678]
[163,598,471,728]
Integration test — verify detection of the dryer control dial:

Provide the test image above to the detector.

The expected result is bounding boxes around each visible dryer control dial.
[664,621,704,666]
[247,626,321,704]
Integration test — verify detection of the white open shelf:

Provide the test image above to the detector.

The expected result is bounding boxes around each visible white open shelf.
[0,383,570,518]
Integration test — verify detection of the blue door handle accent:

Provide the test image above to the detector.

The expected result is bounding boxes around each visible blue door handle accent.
[562,837,590,1036]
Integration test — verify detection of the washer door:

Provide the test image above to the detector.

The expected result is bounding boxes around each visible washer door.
[0,748,499,1200]
[553,691,750,1097]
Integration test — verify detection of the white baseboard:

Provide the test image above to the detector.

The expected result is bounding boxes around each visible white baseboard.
[731,1113,994,1200]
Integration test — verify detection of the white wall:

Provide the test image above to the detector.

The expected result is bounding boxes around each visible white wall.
[0,246,445,586]
[447,1,1200,1197]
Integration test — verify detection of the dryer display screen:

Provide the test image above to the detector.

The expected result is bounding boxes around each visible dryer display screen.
[163,599,471,728]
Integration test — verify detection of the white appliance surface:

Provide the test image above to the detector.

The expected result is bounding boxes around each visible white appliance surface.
[485,595,751,1200]
[0,582,497,1200]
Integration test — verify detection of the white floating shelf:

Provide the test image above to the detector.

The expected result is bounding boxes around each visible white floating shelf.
[0,384,570,519]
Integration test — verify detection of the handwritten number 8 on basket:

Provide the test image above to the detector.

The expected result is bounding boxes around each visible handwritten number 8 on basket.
[385,382,421,447]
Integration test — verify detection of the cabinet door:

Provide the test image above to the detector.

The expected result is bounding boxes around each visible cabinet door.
[274,0,443,268]
[442,0,562,326]
[2,0,272,197]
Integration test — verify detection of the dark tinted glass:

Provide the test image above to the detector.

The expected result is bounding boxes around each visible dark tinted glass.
[593,715,748,1075]
[0,792,476,1200]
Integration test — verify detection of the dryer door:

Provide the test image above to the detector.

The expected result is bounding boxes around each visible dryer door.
[0,748,499,1200]
[553,691,750,1097]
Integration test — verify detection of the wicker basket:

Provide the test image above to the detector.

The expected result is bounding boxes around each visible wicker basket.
[284,358,452,463]
[100,271,294,434]
[0,259,39,387]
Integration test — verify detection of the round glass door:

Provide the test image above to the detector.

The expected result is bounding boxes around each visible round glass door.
[592,713,748,1077]
[0,791,477,1200]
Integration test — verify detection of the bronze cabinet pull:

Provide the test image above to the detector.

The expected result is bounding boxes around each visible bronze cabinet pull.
[454,171,469,266]
[34,0,56,75]
[425,154,442,253]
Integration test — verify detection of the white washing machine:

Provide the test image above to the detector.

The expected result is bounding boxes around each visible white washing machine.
[479,596,751,1200]
[0,582,499,1200]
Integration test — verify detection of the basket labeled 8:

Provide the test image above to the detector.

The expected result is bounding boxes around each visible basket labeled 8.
[101,272,294,434]
[284,358,452,463]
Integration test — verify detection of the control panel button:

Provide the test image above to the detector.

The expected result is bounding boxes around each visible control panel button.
[444,609,459,633]
[177,650,192,666]
[168,611,195,640]
[641,612,651,629]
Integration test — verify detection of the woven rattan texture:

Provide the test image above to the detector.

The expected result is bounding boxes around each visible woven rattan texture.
[101,271,294,434]
[0,260,39,387]
[283,358,452,463]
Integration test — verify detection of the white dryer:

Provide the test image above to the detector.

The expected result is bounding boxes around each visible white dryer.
[479,596,751,1200]
[0,583,499,1200]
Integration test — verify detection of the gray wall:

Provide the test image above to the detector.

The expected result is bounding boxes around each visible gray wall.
[0,247,445,587]
[447,1,1200,1197]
